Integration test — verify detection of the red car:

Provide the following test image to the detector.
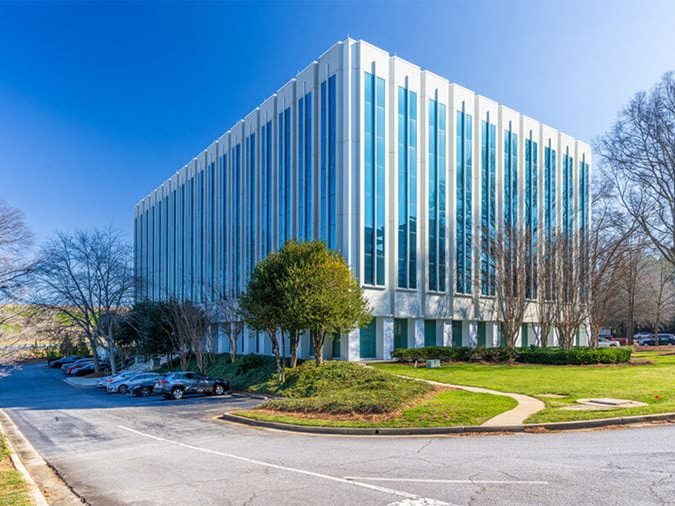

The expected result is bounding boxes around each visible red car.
[604,335,628,346]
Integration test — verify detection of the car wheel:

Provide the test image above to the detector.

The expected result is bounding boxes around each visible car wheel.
[133,389,142,397]
[118,385,129,394]
[213,384,225,396]
[142,386,153,397]
[171,387,185,400]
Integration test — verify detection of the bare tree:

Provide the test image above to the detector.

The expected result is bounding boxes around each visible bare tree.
[598,72,675,268]
[33,228,134,373]
[642,256,675,335]
[550,233,589,350]
[613,244,652,343]
[162,299,211,373]
[535,246,556,348]
[492,225,531,348]
[0,200,33,363]
[585,178,635,348]
[209,290,241,364]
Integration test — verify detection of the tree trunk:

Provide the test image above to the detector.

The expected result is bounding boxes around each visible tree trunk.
[540,324,549,348]
[86,332,100,374]
[267,328,284,383]
[106,325,118,375]
[312,330,325,366]
[289,330,300,368]
[588,322,600,350]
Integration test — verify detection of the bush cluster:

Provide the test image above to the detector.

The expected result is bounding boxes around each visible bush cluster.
[236,353,270,374]
[392,346,632,365]
[261,361,430,414]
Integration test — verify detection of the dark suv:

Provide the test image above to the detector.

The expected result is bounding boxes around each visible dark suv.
[155,372,229,400]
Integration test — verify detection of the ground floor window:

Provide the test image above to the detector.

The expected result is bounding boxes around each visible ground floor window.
[394,318,408,349]
[477,321,487,347]
[452,321,463,347]
[424,320,437,347]
[360,320,377,359]
[331,333,341,358]
[521,323,529,347]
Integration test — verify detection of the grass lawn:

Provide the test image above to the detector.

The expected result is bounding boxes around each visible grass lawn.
[236,389,515,428]
[0,436,30,506]
[192,356,518,428]
[374,350,675,423]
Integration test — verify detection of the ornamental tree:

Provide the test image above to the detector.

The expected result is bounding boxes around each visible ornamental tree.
[278,241,371,366]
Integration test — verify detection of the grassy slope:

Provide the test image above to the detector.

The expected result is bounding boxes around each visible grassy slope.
[158,354,278,392]
[0,436,30,506]
[237,389,516,428]
[178,354,516,427]
[374,351,675,423]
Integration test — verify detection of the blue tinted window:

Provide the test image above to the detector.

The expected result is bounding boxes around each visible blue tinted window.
[480,120,496,296]
[525,136,538,299]
[398,87,417,289]
[233,144,241,294]
[277,108,292,247]
[221,153,228,293]
[298,92,313,241]
[563,150,574,236]
[544,144,556,240]
[456,108,472,294]
[364,72,386,286]
[318,76,340,249]
[504,126,518,233]
[246,134,256,284]
[428,98,446,291]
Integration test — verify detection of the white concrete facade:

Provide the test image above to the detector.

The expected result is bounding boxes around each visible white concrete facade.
[134,38,591,360]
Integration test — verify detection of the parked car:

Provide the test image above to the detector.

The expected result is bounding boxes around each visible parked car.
[122,373,162,395]
[63,358,93,373]
[49,355,86,368]
[605,336,628,346]
[598,337,619,348]
[155,372,229,400]
[130,375,166,397]
[68,362,97,376]
[66,360,110,376]
[106,373,144,394]
[97,371,136,389]
[633,333,652,342]
[638,334,675,346]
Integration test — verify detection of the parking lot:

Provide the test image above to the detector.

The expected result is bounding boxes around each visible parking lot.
[1,363,674,505]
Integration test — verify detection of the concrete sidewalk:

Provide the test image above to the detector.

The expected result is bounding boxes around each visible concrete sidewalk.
[397,376,545,426]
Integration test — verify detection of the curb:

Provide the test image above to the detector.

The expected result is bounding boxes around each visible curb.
[1,421,49,506]
[220,411,675,436]
[0,410,85,505]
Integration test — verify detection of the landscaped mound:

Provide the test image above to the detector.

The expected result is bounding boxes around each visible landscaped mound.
[393,346,632,365]
[160,354,432,415]
[260,361,432,415]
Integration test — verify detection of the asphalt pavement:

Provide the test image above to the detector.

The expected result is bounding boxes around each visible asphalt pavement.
[1,363,674,505]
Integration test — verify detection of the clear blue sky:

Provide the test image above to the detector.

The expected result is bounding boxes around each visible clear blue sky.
[1,0,674,244]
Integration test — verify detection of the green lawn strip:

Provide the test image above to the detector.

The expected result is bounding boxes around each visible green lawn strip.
[373,351,675,424]
[179,354,517,427]
[235,389,516,428]
[0,436,31,506]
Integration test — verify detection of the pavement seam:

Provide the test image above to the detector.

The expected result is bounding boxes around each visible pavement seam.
[118,424,458,505]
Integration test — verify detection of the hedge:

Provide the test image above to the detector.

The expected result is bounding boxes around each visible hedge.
[392,346,632,365]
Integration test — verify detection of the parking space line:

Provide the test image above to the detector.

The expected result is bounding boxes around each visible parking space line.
[118,425,455,505]
[345,477,549,485]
